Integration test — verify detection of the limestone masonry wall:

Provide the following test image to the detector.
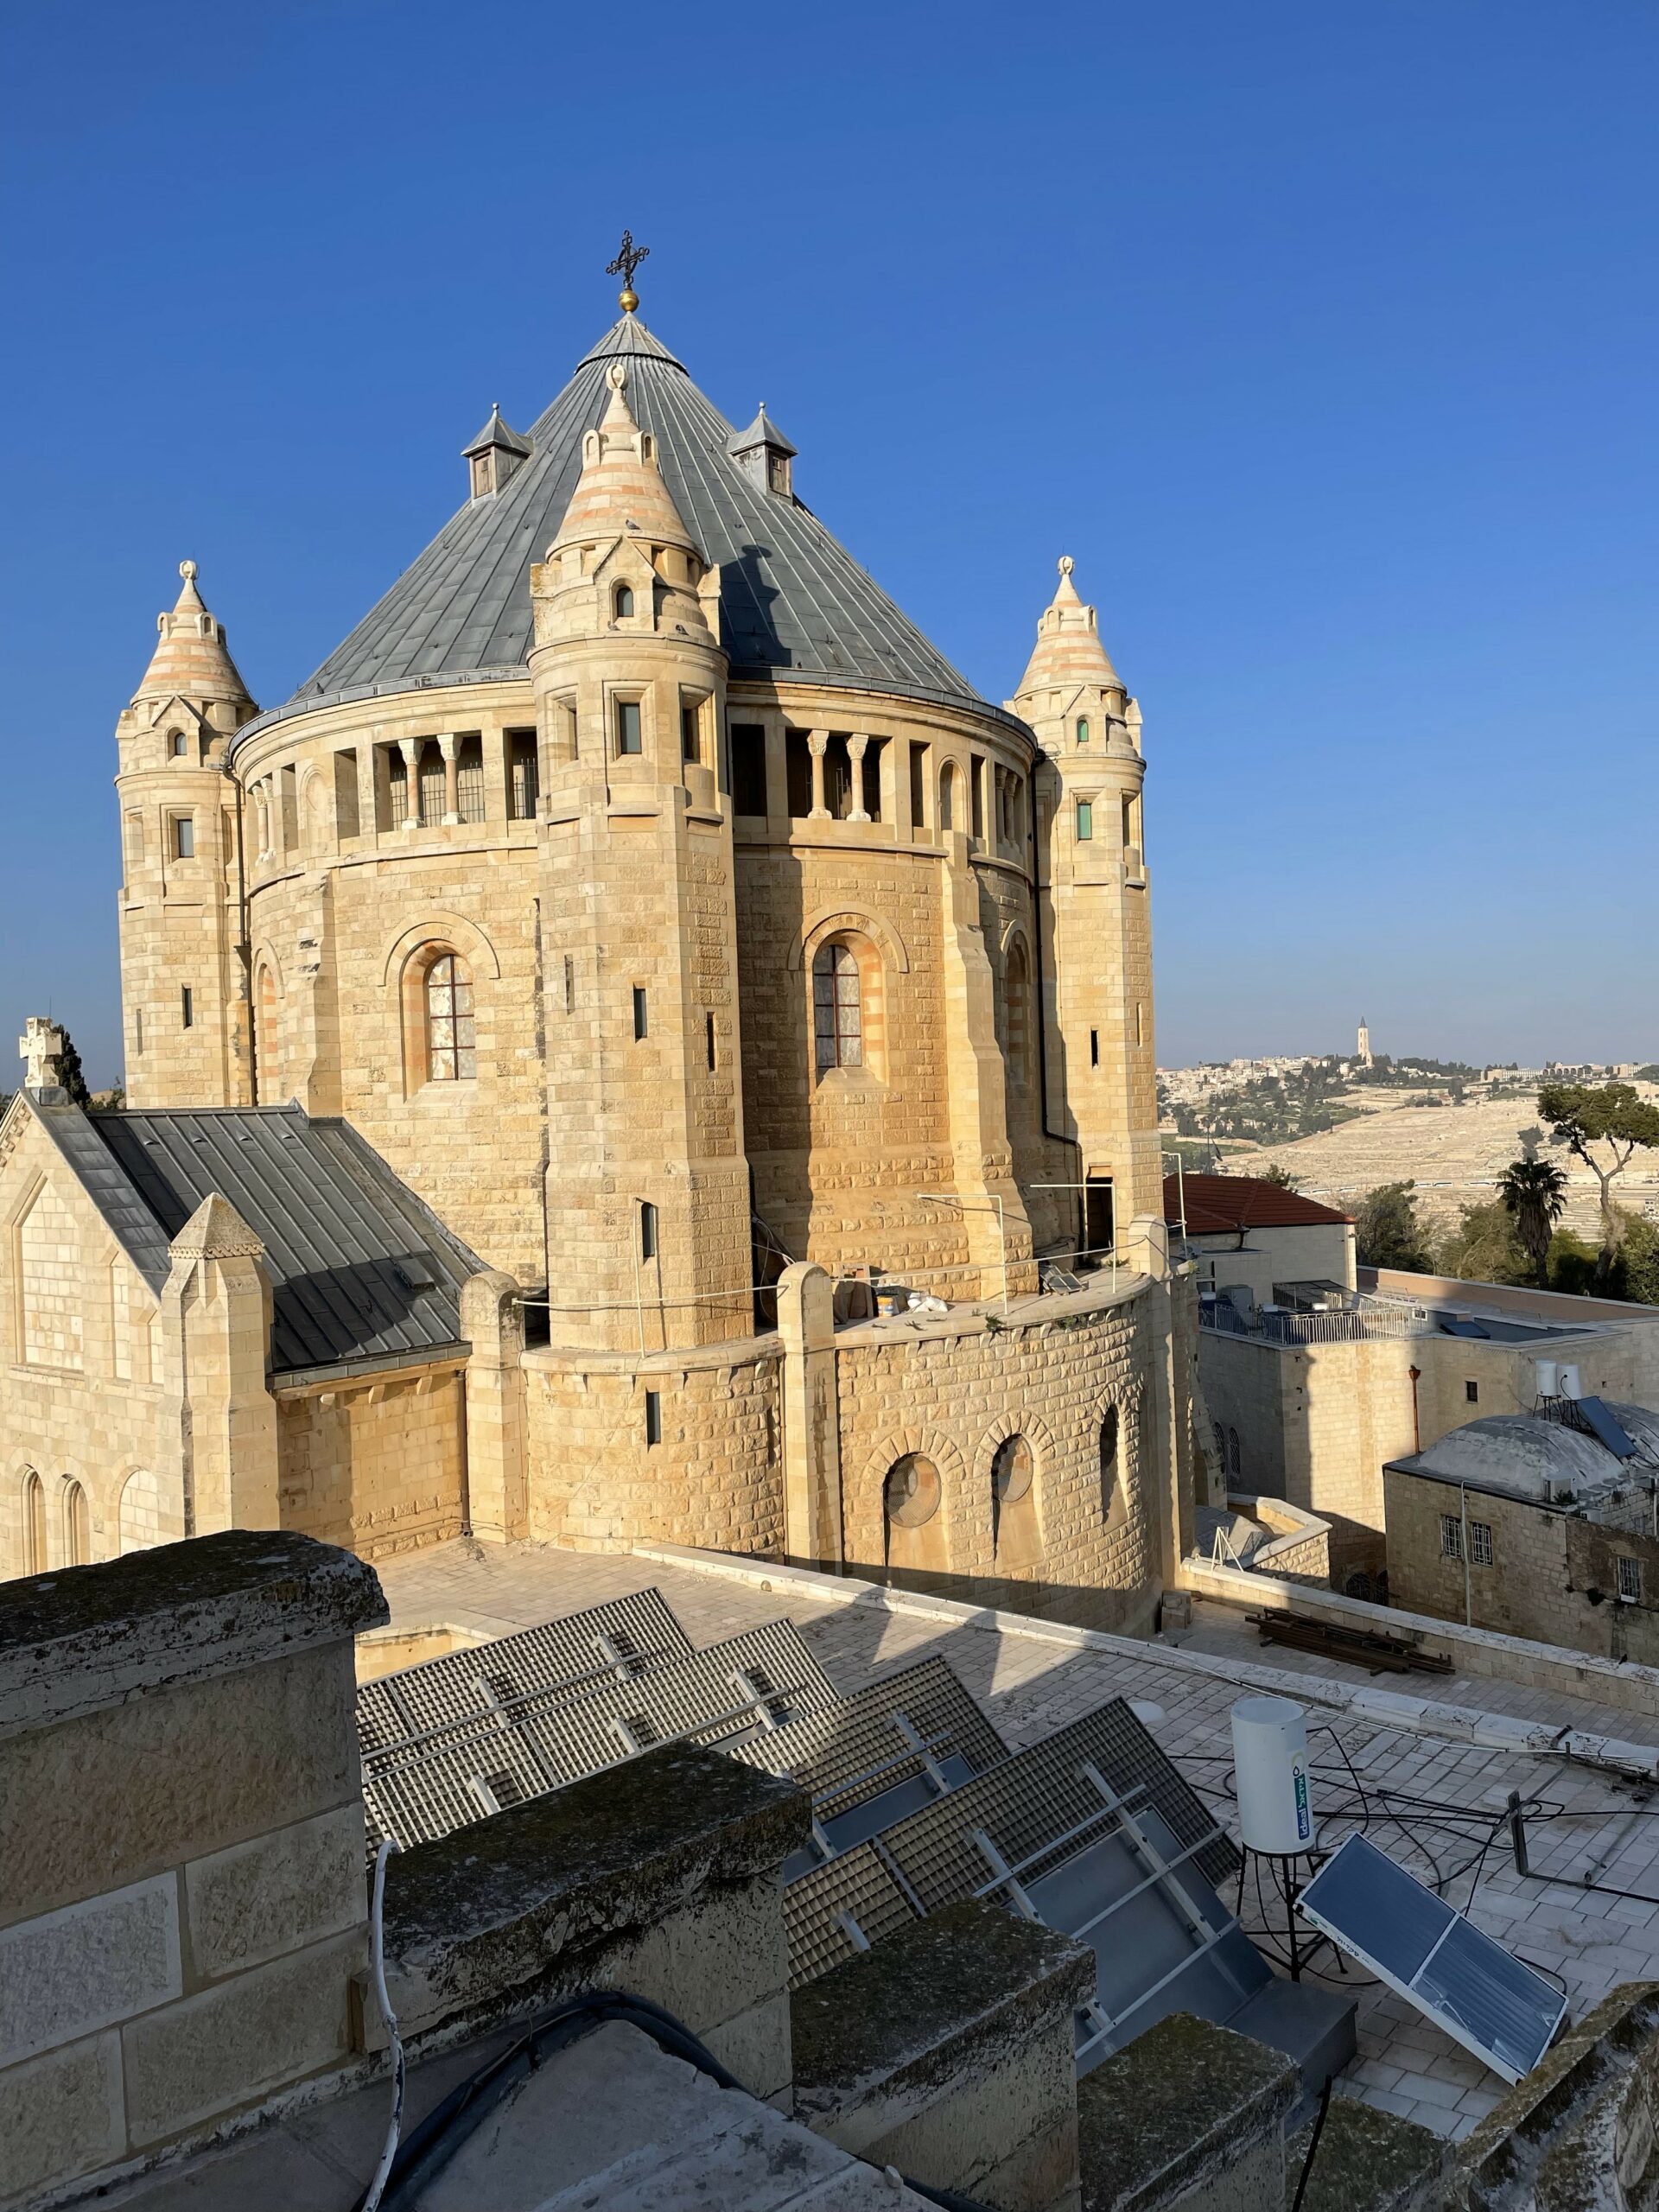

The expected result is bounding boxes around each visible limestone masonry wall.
[276,1363,467,1562]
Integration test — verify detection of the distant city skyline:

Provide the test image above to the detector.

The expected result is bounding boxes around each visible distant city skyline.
[3,0,1656,1085]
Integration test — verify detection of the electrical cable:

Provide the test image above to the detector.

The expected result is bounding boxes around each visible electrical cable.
[359,1839,404,2212]
[365,1986,995,2212]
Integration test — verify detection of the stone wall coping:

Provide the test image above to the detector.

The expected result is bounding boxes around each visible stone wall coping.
[1454,1980,1659,2196]
[835,1271,1153,1351]
[524,1331,784,1378]
[1076,2011,1297,2212]
[791,1899,1092,2120]
[1179,1554,1659,1758]
[0,1533,388,1743]
[631,1541,1659,1777]
[383,1742,806,2026]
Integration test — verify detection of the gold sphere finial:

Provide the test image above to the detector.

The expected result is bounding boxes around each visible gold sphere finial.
[618,286,639,314]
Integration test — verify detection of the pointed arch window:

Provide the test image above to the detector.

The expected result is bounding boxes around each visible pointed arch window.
[425,954,476,1082]
[22,1471,46,1574]
[65,1480,91,1567]
[813,942,862,1073]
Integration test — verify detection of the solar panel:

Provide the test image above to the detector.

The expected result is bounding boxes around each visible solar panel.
[362,1618,838,1851]
[1295,1834,1567,2082]
[730,1655,1007,1817]
[1574,1395,1637,1460]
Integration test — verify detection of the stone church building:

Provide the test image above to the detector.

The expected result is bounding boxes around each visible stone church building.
[0,279,1201,1629]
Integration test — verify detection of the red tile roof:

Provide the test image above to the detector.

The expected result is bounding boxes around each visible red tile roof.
[1163,1173,1353,1236]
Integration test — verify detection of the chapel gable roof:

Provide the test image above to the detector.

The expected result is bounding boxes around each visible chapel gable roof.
[1164,1173,1353,1235]
[28,1097,482,1378]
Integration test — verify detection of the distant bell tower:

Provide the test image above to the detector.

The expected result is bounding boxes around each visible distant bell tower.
[116,563,257,1108]
[1357,1017,1373,1068]
[1008,558,1160,1255]
[529,353,750,1350]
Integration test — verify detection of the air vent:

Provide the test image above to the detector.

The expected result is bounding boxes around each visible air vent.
[394,1255,439,1293]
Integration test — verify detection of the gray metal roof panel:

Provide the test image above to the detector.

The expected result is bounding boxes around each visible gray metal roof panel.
[266,314,981,721]
[26,1096,175,1294]
[82,1105,481,1375]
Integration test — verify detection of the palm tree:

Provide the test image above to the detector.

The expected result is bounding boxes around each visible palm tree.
[1498,1156,1568,1288]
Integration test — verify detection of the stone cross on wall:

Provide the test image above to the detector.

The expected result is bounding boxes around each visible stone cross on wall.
[19,1017,65,1090]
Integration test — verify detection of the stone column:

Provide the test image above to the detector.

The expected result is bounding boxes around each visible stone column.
[807,729,830,820]
[397,736,423,827]
[846,734,871,823]
[436,732,461,825]
[777,1261,843,1569]
[461,1269,528,1541]
[253,781,271,863]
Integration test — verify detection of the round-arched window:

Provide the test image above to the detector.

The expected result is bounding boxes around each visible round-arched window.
[992,1434,1033,1506]
[425,953,476,1082]
[65,1481,91,1567]
[613,582,635,620]
[884,1454,941,1529]
[812,940,863,1073]
[1076,717,1090,746]
[22,1470,46,1575]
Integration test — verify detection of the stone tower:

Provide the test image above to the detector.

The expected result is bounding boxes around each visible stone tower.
[1357,1016,1373,1067]
[1009,558,1160,1257]
[116,563,257,1108]
[530,359,751,1349]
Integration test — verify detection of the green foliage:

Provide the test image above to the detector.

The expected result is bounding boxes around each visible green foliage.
[53,1028,93,1111]
[1435,1200,1531,1287]
[1633,1065,1659,1084]
[1497,1155,1569,1288]
[1251,1163,1302,1192]
[1619,1214,1659,1306]
[1548,1226,1605,1296]
[1538,1082,1659,1286]
[1195,1060,1362,1146]
[1354,1180,1435,1272]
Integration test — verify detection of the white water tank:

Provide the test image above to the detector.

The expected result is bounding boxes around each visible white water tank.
[1535,1358,1560,1399]
[1231,1695,1317,1855]
[1560,1363,1583,1400]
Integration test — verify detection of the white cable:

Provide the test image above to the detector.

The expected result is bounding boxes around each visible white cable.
[361,1838,404,2212]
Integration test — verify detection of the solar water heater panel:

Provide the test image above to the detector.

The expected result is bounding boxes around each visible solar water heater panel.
[1296,1834,1566,2082]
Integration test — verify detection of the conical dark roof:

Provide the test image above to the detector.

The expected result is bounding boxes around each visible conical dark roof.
[272,315,980,723]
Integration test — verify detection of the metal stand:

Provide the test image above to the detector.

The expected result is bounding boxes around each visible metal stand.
[1236,1847,1328,1982]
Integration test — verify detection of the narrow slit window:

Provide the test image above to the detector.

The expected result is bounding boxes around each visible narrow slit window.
[563,955,575,1014]
[731,723,768,816]
[682,704,701,763]
[706,1012,717,1071]
[173,816,194,860]
[1089,1028,1099,1067]
[645,1389,662,1446]
[632,986,648,1040]
[1075,799,1093,842]
[181,987,194,1029]
[908,742,927,832]
[616,699,643,755]
[639,1201,658,1262]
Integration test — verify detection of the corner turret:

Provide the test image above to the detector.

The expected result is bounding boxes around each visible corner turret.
[1008,559,1160,1244]
[116,563,257,1109]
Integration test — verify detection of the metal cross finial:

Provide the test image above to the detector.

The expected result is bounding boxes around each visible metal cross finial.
[607,230,650,309]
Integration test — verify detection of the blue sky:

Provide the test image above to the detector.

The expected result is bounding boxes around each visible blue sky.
[3,1,1655,1086]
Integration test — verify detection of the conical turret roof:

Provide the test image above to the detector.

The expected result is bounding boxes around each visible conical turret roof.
[263,313,981,730]
[1013,556,1120,699]
[550,362,700,551]
[134,562,253,708]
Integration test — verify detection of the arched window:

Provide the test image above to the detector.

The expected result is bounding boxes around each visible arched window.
[256,968,278,1101]
[119,1469,163,1554]
[425,953,477,1082]
[938,760,962,832]
[22,1471,46,1574]
[991,1433,1041,1570]
[1003,941,1031,1089]
[1227,1426,1242,1479]
[613,582,634,620]
[169,730,188,758]
[1100,1406,1124,1529]
[1076,717,1090,746]
[65,1481,91,1567]
[813,942,862,1074]
[883,1452,945,1582]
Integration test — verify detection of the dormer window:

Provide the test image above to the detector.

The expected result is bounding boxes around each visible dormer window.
[461,404,532,501]
[613,582,635,620]
[726,404,798,497]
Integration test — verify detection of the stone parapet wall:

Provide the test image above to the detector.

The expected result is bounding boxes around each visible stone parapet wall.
[276,1362,467,1561]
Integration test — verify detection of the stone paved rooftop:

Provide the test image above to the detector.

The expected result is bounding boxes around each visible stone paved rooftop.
[375,1540,1659,2143]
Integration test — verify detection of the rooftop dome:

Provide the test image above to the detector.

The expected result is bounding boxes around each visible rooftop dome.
[251,313,983,741]
[1413,1414,1628,1500]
